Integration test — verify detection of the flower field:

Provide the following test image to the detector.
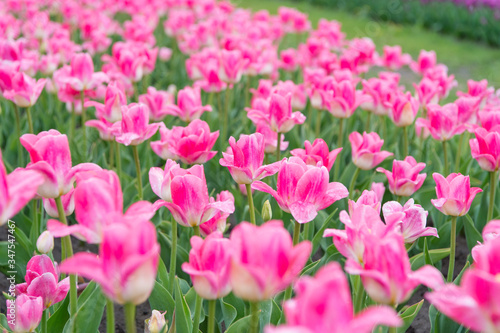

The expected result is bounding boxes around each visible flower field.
[0,0,499,333]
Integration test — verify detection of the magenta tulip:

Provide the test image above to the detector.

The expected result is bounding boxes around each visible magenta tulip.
[85,82,126,123]
[349,131,393,170]
[415,103,467,141]
[387,91,419,127]
[164,86,211,123]
[470,128,500,172]
[431,173,482,217]
[113,103,161,146]
[199,191,234,237]
[290,138,342,171]
[139,86,175,121]
[377,156,427,197]
[3,71,46,107]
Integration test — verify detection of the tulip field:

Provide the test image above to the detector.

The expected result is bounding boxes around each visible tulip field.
[1,0,500,333]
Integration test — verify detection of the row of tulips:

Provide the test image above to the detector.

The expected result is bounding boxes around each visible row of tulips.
[1,0,500,333]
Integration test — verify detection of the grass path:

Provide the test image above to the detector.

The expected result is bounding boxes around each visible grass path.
[239,0,500,89]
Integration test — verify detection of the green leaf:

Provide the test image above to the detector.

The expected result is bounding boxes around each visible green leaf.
[186,287,205,322]
[47,296,70,333]
[175,277,192,333]
[311,208,338,255]
[63,282,106,333]
[157,257,170,287]
[225,315,252,333]
[397,300,424,333]
[424,238,433,266]
[270,299,282,326]
[410,248,450,270]
[219,298,237,328]
[259,300,273,329]
[463,214,483,252]
[300,259,320,276]
[149,281,175,324]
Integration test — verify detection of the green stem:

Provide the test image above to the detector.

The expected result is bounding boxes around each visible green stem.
[41,309,47,333]
[246,184,256,225]
[488,171,497,222]
[207,300,216,333]
[315,110,322,138]
[80,91,87,159]
[283,221,301,301]
[26,106,34,134]
[365,112,372,132]
[13,104,22,166]
[132,146,143,200]
[70,104,76,143]
[334,118,344,181]
[276,132,281,162]
[442,140,449,176]
[55,197,77,320]
[349,167,361,200]
[402,126,408,158]
[244,75,251,108]
[115,141,122,180]
[455,133,464,173]
[447,216,457,283]
[389,326,397,333]
[222,88,231,146]
[124,303,136,333]
[108,140,115,169]
[192,293,203,333]
[168,219,178,292]
[107,298,115,333]
[133,82,139,102]
[353,276,365,313]
[32,200,39,242]
[193,225,201,237]
[250,302,259,333]
[303,221,311,241]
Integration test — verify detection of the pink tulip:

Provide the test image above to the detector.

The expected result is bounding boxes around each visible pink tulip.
[113,103,161,146]
[469,128,500,172]
[383,199,438,243]
[164,86,212,123]
[230,221,311,301]
[415,103,467,141]
[322,79,370,119]
[150,119,219,164]
[431,173,482,216]
[413,77,441,106]
[60,53,108,92]
[154,165,234,227]
[86,118,116,141]
[219,49,249,84]
[347,190,383,214]
[457,79,493,106]
[182,231,232,299]
[247,90,306,134]
[199,191,234,237]
[478,108,500,132]
[159,47,172,61]
[0,150,44,225]
[220,133,281,184]
[387,91,419,127]
[60,220,159,305]
[16,255,70,308]
[43,189,75,218]
[455,96,481,125]
[139,86,175,122]
[85,82,126,123]
[376,156,427,197]
[250,79,273,103]
[360,77,397,116]
[265,262,402,333]
[2,71,46,107]
[371,182,386,201]
[252,157,348,224]
[20,130,101,198]
[427,237,500,332]
[48,169,153,244]
[256,123,289,154]
[410,50,436,75]
[290,138,342,171]
[378,45,411,70]
[349,131,393,170]
[346,232,444,305]
[424,65,457,99]
[6,294,43,333]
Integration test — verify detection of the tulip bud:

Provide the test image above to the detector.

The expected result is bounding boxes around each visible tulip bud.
[36,231,54,254]
[145,310,167,333]
[262,200,272,222]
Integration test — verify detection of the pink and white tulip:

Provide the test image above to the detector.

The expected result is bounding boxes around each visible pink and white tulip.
[290,138,342,171]
[113,103,161,146]
[349,131,393,170]
[376,156,427,197]
[431,173,482,217]
[6,294,43,333]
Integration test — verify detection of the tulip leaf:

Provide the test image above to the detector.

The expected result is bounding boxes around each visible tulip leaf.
[301,259,321,277]
[397,300,424,333]
[410,248,450,270]
[429,305,467,333]
[219,298,237,328]
[149,281,175,323]
[157,257,170,287]
[312,208,338,255]
[463,214,483,252]
[225,314,252,333]
[174,277,192,333]
[62,281,106,333]
[0,313,9,331]
[186,287,205,321]
[222,293,246,322]
[47,295,70,333]
[424,238,433,266]
[259,299,273,329]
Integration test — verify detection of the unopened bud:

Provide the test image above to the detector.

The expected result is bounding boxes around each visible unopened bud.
[145,310,167,333]
[36,231,54,254]
[262,200,272,222]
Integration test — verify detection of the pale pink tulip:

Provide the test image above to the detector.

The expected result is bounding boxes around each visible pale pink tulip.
[290,138,342,171]
[219,49,249,84]
[413,77,441,106]
[387,91,419,127]
[252,157,348,224]
[43,189,75,218]
[415,103,467,141]
[6,294,43,333]
[164,86,212,123]
[16,255,70,308]
[265,262,402,333]
[182,231,232,299]
[349,131,393,170]
[431,173,482,216]
[256,123,289,154]
[376,156,427,197]
[149,161,203,202]
[230,221,311,301]
[60,220,159,305]
[85,82,126,123]
[347,190,383,214]
[59,53,108,92]
[139,86,175,122]
[220,133,281,184]
[113,103,161,146]
[469,128,500,172]
[322,80,370,119]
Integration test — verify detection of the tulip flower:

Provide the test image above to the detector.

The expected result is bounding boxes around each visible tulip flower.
[410,50,436,75]
[0,150,44,225]
[470,128,500,172]
[149,160,203,202]
[378,45,411,70]
[164,86,212,123]
[43,189,75,218]
[20,130,101,198]
[360,77,397,116]
[60,220,159,305]
[479,108,500,132]
[377,156,427,197]
[290,138,342,171]
[387,91,419,127]
[16,255,70,308]
[182,231,232,299]
[145,310,167,333]
[199,191,234,237]
[219,49,249,84]
[347,189,383,214]
[150,119,219,164]
[2,71,46,108]
[256,123,289,154]
[59,53,108,92]
[113,103,161,146]
[85,82,126,123]
[265,262,402,333]
[6,294,43,333]
[230,221,311,301]
[416,103,467,142]
[413,77,441,106]
[252,157,348,224]
[322,79,370,119]
[346,232,443,305]
[139,86,175,121]
[349,131,393,170]
[36,231,54,254]
[382,199,438,243]
[85,118,116,141]
[154,165,234,227]
[48,169,154,244]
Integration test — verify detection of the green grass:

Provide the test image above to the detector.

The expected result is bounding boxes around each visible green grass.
[238,0,500,90]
